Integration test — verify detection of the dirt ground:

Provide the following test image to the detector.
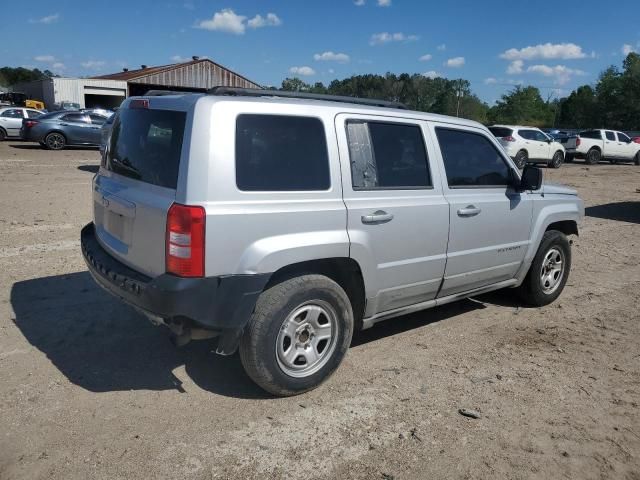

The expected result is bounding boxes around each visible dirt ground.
[0,140,638,480]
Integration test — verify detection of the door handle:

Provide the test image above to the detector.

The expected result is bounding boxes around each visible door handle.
[361,210,394,225]
[457,205,481,217]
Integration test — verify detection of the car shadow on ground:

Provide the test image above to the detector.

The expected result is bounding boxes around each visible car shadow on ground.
[10,271,502,399]
[9,144,99,151]
[77,165,99,173]
[585,202,640,224]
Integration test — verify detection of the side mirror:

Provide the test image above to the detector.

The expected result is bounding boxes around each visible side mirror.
[519,165,542,191]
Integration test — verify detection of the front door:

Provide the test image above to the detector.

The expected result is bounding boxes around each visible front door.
[430,123,533,297]
[336,114,449,316]
[60,113,94,143]
[616,132,635,160]
[0,108,25,136]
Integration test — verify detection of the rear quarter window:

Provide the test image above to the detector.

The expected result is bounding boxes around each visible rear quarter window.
[488,127,513,138]
[235,114,330,191]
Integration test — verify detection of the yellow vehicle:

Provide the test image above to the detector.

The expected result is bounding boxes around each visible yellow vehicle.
[0,92,45,110]
[25,99,45,110]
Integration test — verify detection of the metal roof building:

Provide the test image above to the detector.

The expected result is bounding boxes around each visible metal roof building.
[93,56,260,96]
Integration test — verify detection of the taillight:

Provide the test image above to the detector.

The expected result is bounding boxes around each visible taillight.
[503,136,516,142]
[576,137,581,147]
[166,203,205,277]
[130,99,149,109]
[634,137,640,144]
[24,120,38,128]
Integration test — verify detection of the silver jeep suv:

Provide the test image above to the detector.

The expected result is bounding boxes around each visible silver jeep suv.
[81,88,584,396]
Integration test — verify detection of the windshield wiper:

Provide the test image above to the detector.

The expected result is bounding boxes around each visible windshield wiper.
[111,157,141,179]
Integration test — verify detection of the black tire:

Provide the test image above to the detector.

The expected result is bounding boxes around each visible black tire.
[565,154,574,163]
[44,132,66,150]
[239,274,354,396]
[635,152,640,166]
[516,230,571,307]
[609,158,617,164]
[585,148,601,165]
[514,150,528,169]
[550,150,564,169]
[0,128,6,141]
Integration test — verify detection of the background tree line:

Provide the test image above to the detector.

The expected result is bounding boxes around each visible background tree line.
[0,66,56,89]
[281,52,640,130]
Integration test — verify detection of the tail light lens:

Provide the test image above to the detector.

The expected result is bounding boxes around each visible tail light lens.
[576,137,581,147]
[503,136,516,142]
[24,120,38,128]
[166,203,205,277]
[634,137,640,144]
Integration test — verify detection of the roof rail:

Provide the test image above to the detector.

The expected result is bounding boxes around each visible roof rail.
[143,90,191,96]
[207,86,408,110]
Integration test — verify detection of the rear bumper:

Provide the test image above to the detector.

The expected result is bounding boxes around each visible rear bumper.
[80,223,271,353]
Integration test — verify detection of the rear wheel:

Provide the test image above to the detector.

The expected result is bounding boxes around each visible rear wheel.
[550,150,564,168]
[516,230,571,307]
[239,274,354,396]
[45,132,66,150]
[585,148,601,165]
[635,152,640,166]
[514,150,528,169]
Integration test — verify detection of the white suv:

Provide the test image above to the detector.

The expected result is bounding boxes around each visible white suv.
[489,125,566,169]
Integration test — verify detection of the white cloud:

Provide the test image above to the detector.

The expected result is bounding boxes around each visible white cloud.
[419,54,432,62]
[248,13,282,29]
[500,42,587,61]
[34,55,56,63]
[171,55,190,62]
[81,60,106,70]
[354,0,365,5]
[622,44,636,56]
[328,68,335,74]
[370,32,418,46]
[29,13,60,24]
[526,64,586,85]
[314,51,350,63]
[436,44,446,51]
[506,59,524,74]
[378,0,392,6]
[445,56,465,68]
[423,71,440,78]
[484,77,497,85]
[196,9,247,34]
[289,66,316,76]
[51,62,66,71]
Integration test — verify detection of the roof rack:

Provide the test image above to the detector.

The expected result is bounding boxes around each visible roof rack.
[143,90,192,96]
[207,86,408,110]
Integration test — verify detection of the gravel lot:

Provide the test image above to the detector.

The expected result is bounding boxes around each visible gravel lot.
[0,141,639,480]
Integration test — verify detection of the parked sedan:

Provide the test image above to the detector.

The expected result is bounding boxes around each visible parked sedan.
[0,107,44,140]
[21,111,109,150]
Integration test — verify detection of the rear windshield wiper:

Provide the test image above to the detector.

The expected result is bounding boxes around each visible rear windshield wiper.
[110,157,141,179]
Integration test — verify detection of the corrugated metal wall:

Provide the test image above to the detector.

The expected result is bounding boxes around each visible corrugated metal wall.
[52,78,127,107]
[130,61,259,89]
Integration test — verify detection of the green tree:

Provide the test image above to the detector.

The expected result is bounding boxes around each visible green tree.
[557,85,596,129]
[487,86,554,126]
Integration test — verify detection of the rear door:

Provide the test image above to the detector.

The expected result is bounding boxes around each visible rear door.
[336,114,449,316]
[59,113,93,143]
[0,108,25,136]
[431,124,532,297]
[604,130,619,157]
[94,104,188,277]
[518,129,542,160]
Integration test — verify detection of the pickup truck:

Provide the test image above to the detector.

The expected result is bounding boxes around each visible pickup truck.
[564,129,640,165]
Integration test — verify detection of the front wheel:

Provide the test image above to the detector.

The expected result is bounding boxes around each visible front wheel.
[0,128,6,141]
[239,274,354,396]
[516,230,571,307]
[550,150,564,169]
[514,150,528,169]
[635,152,640,166]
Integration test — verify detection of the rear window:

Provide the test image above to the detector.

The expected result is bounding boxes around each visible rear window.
[580,130,602,140]
[106,108,186,189]
[235,114,330,191]
[488,127,513,138]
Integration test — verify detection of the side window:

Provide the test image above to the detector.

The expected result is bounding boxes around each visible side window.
[534,131,549,141]
[605,131,615,141]
[436,127,512,188]
[1,109,23,118]
[26,110,42,119]
[62,114,90,124]
[235,114,330,191]
[346,121,431,189]
[89,114,106,125]
[617,132,630,143]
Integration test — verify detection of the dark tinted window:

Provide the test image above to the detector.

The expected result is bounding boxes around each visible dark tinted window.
[26,110,42,119]
[534,131,549,141]
[518,129,536,140]
[346,121,431,189]
[236,114,330,191]
[62,113,90,123]
[617,132,631,142]
[488,127,513,138]
[1,109,23,118]
[89,114,107,125]
[580,130,602,140]
[436,128,512,188]
[605,131,615,141]
[106,109,186,189]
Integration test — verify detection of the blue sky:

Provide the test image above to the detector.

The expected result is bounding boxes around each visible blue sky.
[1,0,639,104]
